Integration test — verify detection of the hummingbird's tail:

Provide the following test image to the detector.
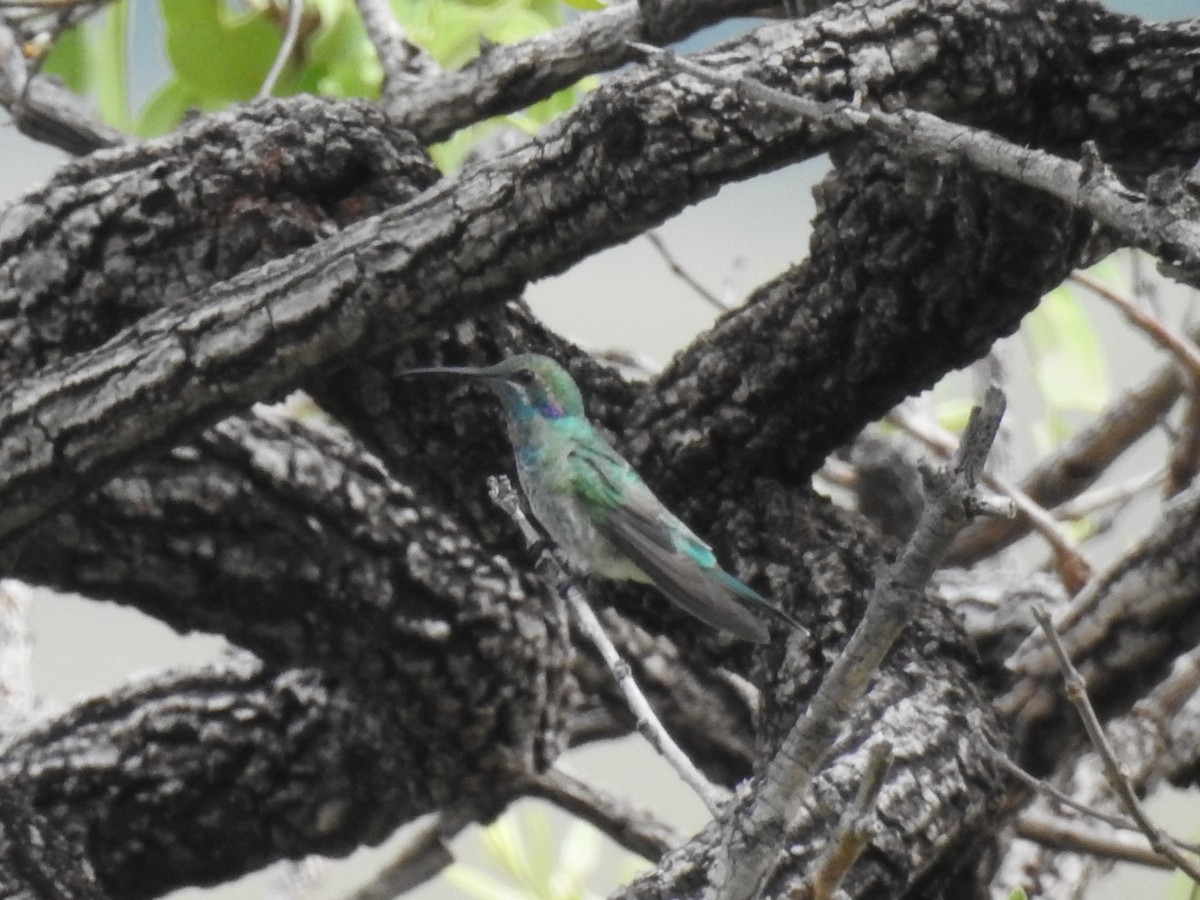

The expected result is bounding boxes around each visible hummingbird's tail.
[713,569,808,637]
[598,511,804,642]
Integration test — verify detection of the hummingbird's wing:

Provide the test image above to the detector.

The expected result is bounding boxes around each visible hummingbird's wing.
[567,443,799,643]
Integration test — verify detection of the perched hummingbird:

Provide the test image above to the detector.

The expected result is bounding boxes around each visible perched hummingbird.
[404,353,802,642]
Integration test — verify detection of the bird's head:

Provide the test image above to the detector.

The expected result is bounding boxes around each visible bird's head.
[403,353,585,423]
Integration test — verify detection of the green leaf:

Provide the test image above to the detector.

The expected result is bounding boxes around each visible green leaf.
[159,0,282,102]
[1007,889,1029,900]
[1082,251,1132,295]
[133,78,193,136]
[524,807,556,890]
[305,0,382,97]
[481,813,539,891]
[429,121,498,171]
[561,0,605,9]
[300,0,379,97]
[1025,284,1109,425]
[480,6,557,45]
[934,397,977,435]
[556,819,602,885]
[91,0,131,130]
[1165,852,1200,900]
[41,26,87,94]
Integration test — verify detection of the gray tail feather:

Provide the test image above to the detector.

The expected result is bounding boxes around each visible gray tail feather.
[595,515,802,642]
[716,569,808,636]
[657,575,772,643]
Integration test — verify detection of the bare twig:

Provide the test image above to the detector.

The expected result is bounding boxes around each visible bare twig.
[1016,814,1175,870]
[488,475,730,815]
[993,748,1200,854]
[889,404,1090,591]
[808,742,894,900]
[1120,274,1200,491]
[630,42,1200,282]
[524,765,681,861]
[0,18,123,152]
[1051,466,1165,521]
[1073,271,1200,382]
[1168,399,1200,495]
[1003,478,1200,731]
[994,641,1200,895]
[644,232,730,312]
[1032,606,1200,883]
[712,387,1008,900]
[950,363,1181,563]
[353,0,437,104]
[388,0,765,142]
[258,0,303,98]
[345,809,474,900]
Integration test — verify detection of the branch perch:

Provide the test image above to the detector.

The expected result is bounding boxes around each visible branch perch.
[488,474,731,815]
[713,386,1007,899]
[1032,606,1200,883]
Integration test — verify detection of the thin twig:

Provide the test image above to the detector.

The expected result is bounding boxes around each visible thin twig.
[0,17,123,152]
[629,43,1200,279]
[1072,271,1200,383]
[524,765,681,861]
[644,231,730,312]
[992,747,1200,854]
[995,642,1200,894]
[345,808,474,900]
[1003,482,1200,719]
[488,475,730,815]
[386,0,764,143]
[949,362,1181,563]
[712,387,1008,900]
[1071,266,1200,492]
[1168,399,1200,495]
[889,405,1089,591]
[1032,606,1200,883]
[258,0,303,99]
[353,0,437,103]
[1052,467,1165,520]
[1016,814,1175,870]
[808,742,894,900]
[994,750,1134,833]
[585,347,662,378]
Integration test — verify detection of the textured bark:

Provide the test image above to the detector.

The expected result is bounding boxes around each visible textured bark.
[381,0,773,142]
[0,782,107,900]
[0,660,539,899]
[1003,480,1200,770]
[0,1,1196,898]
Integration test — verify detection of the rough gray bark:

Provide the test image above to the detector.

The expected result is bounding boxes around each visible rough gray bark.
[0,0,1197,898]
[0,781,107,900]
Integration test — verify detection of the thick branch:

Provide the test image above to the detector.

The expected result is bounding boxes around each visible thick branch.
[1,660,537,900]
[1002,479,1200,766]
[383,0,770,143]
[0,781,107,900]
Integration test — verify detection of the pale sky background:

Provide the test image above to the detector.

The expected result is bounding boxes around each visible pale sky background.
[0,2,1197,898]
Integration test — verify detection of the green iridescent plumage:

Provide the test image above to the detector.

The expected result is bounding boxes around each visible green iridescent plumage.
[404,353,803,642]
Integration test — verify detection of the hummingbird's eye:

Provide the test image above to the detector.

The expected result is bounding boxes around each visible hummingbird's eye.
[512,368,536,385]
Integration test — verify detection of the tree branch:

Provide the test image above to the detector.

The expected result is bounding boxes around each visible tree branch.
[1,660,527,899]
[714,388,1007,898]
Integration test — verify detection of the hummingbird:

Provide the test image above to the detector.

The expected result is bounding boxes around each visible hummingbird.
[404,353,802,642]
